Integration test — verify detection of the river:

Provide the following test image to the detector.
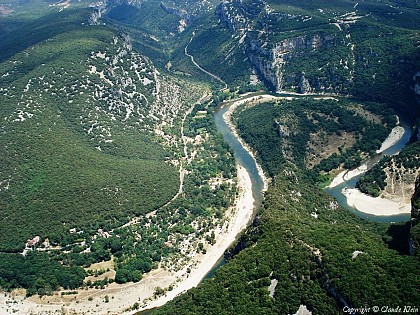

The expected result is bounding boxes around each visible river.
[326,122,412,223]
[215,93,413,223]
[214,102,265,208]
[200,100,267,280]
[135,95,413,315]
[325,125,411,223]
[135,97,268,315]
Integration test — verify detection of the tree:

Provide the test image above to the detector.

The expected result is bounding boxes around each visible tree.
[131,270,142,282]
[115,268,129,284]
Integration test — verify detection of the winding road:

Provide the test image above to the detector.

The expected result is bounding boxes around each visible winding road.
[184,32,228,89]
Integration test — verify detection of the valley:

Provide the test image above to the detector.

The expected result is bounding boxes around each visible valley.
[0,0,419,314]
[0,4,239,311]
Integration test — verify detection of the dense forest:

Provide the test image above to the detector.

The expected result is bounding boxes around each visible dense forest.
[234,98,396,181]
[1,0,419,313]
[0,9,179,252]
[154,97,420,315]
[411,176,420,257]
[0,7,237,296]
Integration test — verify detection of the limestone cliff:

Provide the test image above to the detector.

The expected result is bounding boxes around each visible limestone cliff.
[246,32,338,92]
[298,72,311,94]
[216,0,419,100]
[216,0,347,93]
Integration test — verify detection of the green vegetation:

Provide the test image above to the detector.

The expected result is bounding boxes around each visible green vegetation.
[0,252,85,296]
[234,98,395,180]
[0,9,177,252]
[107,3,180,38]
[0,6,235,296]
[154,97,419,314]
[103,1,260,91]
[411,176,420,257]
[104,99,236,285]
[155,177,419,314]
[184,18,253,89]
[0,7,95,62]
[350,21,419,109]
[1,0,419,310]
[356,164,387,197]
[357,141,420,197]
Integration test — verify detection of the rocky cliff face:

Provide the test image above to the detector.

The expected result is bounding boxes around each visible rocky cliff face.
[216,0,345,93]
[381,158,420,206]
[298,72,311,94]
[245,33,336,92]
[410,176,420,256]
[245,35,282,91]
[216,0,419,98]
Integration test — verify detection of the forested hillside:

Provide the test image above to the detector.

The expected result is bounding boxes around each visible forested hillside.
[0,5,237,298]
[0,9,178,252]
[411,176,420,256]
[154,98,420,315]
[0,0,419,313]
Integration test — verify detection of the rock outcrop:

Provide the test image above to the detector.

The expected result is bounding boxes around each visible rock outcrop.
[245,32,336,92]
[298,71,311,94]
[216,0,263,34]
[216,0,343,93]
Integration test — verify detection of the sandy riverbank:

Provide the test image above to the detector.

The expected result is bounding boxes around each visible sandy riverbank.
[130,164,256,313]
[376,126,405,154]
[326,124,412,216]
[0,164,257,315]
[0,96,269,315]
[222,95,272,191]
[328,125,406,189]
[343,188,411,216]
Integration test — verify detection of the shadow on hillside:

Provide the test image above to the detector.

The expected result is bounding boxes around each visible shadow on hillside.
[385,222,411,255]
